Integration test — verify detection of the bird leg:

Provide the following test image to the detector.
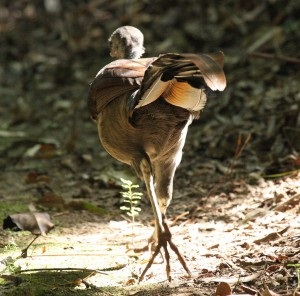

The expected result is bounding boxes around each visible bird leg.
[139,214,191,282]
[139,159,191,282]
[20,234,40,258]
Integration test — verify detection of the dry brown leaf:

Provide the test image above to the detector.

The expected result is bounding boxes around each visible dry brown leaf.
[71,278,83,287]
[39,191,66,211]
[3,212,54,236]
[215,282,253,296]
[253,232,281,244]
[25,171,50,184]
[265,264,281,273]
[254,226,289,244]
[240,284,258,295]
[261,283,281,296]
[211,271,263,284]
[216,282,232,296]
[274,194,300,212]
[37,143,59,158]
[125,278,136,286]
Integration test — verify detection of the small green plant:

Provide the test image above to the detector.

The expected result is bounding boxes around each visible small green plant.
[120,178,142,245]
[0,256,21,274]
[1,241,21,275]
[3,240,18,252]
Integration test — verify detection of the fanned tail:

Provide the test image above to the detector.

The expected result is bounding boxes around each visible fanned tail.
[135,52,226,112]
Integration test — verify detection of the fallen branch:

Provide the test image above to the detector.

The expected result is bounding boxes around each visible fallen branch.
[18,263,127,274]
[18,267,108,274]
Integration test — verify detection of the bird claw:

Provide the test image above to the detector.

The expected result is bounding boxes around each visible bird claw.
[138,229,191,283]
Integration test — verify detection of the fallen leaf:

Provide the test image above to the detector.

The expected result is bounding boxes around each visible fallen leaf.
[253,227,289,244]
[261,283,281,296]
[24,143,59,159]
[240,284,258,295]
[216,282,232,296]
[274,193,300,212]
[3,212,54,236]
[211,271,263,284]
[125,278,136,286]
[25,171,50,184]
[266,264,281,273]
[39,192,66,211]
[68,201,107,215]
[253,232,281,244]
[71,278,83,287]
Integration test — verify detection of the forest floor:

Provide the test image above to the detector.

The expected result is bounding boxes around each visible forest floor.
[0,1,300,295]
[0,129,299,295]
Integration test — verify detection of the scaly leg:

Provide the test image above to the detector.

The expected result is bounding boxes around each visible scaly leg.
[139,159,191,282]
[20,234,40,258]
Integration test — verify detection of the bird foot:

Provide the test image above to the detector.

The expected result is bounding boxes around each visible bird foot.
[133,240,156,253]
[133,229,158,253]
[138,220,191,282]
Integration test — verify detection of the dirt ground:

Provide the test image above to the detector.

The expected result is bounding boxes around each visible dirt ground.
[0,134,299,295]
[0,1,300,295]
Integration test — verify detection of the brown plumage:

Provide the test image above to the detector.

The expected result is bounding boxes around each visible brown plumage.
[88,26,226,282]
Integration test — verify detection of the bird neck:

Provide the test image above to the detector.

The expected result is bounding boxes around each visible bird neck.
[124,47,144,59]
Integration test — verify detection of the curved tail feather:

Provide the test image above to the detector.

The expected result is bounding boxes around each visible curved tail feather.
[135,52,226,112]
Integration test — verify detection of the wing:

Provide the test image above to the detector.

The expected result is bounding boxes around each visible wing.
[88,58,156,119]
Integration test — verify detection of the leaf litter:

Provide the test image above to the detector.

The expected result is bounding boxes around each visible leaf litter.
[0,1,300,295]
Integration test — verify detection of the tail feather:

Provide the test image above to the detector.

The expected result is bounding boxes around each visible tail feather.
[135,73,169,108]
[163,80,207,111]
[135,52,226,112]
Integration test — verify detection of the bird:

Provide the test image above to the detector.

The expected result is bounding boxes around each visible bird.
[88,26,226,282]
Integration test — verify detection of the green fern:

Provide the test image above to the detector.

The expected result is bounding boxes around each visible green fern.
[120,178,142,244]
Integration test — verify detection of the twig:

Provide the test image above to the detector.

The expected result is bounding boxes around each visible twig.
[18,267,108,274]
[29,253,128,257]
[206,133,251,197]
[264,169,300,178]
[249,52,300,64]
[227,133,251,176]
[170,211,189,226]
[18,263,127,274]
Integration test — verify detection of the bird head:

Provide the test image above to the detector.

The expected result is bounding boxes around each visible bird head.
[108,26,145,59]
